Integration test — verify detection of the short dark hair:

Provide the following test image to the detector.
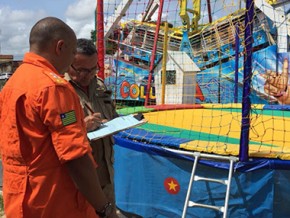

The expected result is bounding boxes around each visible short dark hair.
[76,38,97,55]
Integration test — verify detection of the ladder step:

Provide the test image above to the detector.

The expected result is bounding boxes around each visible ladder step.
[194,175,228,185]
[188,201,225,212]
[172,149,239,218]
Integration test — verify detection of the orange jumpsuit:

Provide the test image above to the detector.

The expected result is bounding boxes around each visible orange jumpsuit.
[0,52,98,218]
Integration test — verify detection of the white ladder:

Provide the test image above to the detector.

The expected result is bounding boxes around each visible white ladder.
[164,148,238,218]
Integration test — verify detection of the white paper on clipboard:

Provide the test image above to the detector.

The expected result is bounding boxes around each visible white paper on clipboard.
[87,114,146,141]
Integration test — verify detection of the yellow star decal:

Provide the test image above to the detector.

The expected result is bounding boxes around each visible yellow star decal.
[168,180,178,191]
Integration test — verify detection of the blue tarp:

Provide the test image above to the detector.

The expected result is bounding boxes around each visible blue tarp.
[116,130,290,172]
[114,133,290,218]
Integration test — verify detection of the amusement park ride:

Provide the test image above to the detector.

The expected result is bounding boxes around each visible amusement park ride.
[97,0,290,217]
[100,0,290,106]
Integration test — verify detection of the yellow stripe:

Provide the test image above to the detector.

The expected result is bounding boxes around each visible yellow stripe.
[144,108,290,159]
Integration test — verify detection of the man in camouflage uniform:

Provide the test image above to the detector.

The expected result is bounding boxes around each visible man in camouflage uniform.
[65,38,119,218]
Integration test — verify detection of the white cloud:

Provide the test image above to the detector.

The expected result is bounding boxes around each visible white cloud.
[65,0,96,39]
[0,6,47,59]
[0,0,97,60]
[0,0,249,60]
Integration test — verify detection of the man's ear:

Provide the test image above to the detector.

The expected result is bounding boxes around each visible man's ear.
[55,40,65,55]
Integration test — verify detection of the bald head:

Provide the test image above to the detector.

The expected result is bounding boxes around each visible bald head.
[29,17,75,51]
[28,17,77,74]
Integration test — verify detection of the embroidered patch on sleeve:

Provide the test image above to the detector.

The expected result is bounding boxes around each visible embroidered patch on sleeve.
[60,110,77,126]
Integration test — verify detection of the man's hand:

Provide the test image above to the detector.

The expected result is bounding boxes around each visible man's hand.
[65,154,108,212]
[261,58,290,104]
[84,112,103,132]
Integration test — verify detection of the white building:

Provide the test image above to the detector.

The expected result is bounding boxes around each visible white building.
[154,51,200,105]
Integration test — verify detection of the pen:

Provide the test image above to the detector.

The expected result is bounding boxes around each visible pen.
[84,102,95,114]
[84,102,104,126]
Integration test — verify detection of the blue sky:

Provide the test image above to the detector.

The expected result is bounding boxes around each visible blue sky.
[0,0,72,17]
[0,0,254,60]
[0,0,96,59]
[0,0,241,60]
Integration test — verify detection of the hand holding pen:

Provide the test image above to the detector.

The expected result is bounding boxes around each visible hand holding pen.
[83,103,103,132]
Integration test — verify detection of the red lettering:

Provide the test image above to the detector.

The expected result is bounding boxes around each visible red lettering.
[130,84,139,99]
[120,81,130,98]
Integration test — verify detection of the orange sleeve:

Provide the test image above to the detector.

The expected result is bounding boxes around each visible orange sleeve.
[37,85,92,164]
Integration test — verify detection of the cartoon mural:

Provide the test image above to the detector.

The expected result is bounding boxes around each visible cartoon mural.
[102,1,290,105]
[104,59,156,102]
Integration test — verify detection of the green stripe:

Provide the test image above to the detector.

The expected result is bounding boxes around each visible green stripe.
[61,111,76,126]
[140,123,276,147]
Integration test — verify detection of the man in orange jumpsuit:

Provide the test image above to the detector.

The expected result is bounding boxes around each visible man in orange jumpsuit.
[0,17,112,218]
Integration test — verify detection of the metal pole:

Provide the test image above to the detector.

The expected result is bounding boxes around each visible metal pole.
[96,0,105,79]
[161,22,169,104]
[234,24,240,103]
[239,0,254,162]
[145,0,165,106]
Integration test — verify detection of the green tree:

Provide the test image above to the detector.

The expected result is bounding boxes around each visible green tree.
[91,30,96,43]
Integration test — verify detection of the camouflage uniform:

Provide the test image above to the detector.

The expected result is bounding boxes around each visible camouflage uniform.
[64,73,118,212]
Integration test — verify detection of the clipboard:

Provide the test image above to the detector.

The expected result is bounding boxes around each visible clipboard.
[87,114,147,141]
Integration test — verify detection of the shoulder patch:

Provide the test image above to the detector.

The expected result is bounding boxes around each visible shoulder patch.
[96,76,104,82]
[60,110,77,126]
[48,72,66,84]
[96,77,107,91]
